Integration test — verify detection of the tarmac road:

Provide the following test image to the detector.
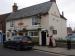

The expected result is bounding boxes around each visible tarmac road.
[0,46,63,56]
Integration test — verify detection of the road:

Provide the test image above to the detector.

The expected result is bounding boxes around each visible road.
[0,46,65,56]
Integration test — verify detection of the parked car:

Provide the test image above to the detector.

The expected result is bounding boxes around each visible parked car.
[3,36,34,50]
[70,34,75,41]
[65,34,75,41]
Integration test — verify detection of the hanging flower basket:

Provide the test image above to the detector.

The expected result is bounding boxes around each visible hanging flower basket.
[22,28,27,32]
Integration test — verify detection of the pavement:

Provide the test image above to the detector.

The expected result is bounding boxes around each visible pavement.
[34,46,75,56]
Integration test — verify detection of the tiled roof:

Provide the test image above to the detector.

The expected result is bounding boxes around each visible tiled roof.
[7,1,52,21]
[0,13,10,20]
[60,15,67,20]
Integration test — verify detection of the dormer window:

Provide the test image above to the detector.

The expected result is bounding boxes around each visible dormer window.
[32,16,41,25]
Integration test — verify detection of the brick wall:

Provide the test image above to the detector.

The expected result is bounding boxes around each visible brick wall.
[0,13,10,33]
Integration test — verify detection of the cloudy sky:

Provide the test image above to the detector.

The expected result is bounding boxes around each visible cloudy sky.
[0,0,75,29]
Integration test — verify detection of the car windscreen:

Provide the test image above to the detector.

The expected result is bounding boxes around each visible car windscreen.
[22,36,31,41]
[13,36,23,41]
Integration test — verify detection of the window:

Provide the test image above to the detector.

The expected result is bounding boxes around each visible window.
[28,31,38,37]
[32,16,41,25]
[7,32,10,37]
[53,30,57,34]
[12,32,17,36]
[10,20,14,27]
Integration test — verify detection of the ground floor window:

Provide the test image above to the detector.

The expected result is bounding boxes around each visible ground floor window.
[28,31,39,37]
[53,30,57,34]
[7,32,9,37]
[12,32,17,36]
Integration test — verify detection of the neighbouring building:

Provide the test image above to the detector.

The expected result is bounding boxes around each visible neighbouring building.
[5,0,67,46]
[0,13,10,33]
[67,27,72,35]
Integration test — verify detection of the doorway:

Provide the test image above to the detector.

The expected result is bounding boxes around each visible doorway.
[41,31,46,46]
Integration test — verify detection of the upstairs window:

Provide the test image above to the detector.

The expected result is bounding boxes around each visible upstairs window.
[10,20,14,27]
[32,16,41,25]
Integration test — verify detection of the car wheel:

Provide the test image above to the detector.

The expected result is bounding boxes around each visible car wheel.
[16,45,21,51]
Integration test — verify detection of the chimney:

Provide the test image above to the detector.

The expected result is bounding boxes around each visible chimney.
[12,3,18,12]
[62,11,64,16]
[50,0,56,3]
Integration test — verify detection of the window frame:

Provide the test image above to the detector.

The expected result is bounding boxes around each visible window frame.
[10,20,14,27]
[32,16,41,25]
[28,31,39,37]
[53,30,57,35]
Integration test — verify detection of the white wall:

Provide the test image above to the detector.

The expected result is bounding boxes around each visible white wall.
[41,14,49,30]
[60,18,67,39]
[48,2,67,40]
[40,2,67,45]
[6,17,32,31]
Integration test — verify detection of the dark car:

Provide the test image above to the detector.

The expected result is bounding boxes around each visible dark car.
[3,36,34,50]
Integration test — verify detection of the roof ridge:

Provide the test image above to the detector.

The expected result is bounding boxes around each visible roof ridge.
[18,1,51,11]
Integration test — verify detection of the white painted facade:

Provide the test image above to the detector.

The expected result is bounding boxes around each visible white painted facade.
[48,2,67,39]
[6,2,67,46]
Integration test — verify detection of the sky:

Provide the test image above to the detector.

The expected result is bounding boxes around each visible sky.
[0,0,75,29]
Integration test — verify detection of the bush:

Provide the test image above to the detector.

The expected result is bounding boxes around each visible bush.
[32,37,39,45]
[56,38,75,43]
[56,40,66,43]
[55,37,67,43]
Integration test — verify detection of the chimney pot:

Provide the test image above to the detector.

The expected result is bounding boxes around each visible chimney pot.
[62,11,64,16]
[12,3,18,12]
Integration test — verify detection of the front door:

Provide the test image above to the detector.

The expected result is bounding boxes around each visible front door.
[41,31,46,46]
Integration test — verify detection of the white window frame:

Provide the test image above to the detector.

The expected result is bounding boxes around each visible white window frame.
[28,31,39,37]
[32,16,41,26]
